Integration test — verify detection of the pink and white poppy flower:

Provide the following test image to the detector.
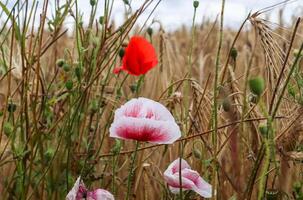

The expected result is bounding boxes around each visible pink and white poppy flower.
[66,177,114,200]
[164,158,212,198]
[109,97,181,144]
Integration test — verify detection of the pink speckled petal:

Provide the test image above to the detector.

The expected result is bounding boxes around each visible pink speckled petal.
[87,189,115,200]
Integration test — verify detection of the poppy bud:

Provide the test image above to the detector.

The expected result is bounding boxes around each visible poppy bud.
[99,16,104,25]
[123,0,130,5]
[44,148,54,164]
[119,48,125,58]
[249,77,265,96]
[89,99,99,113]
[65,80,73,90]
[74,66,82,81]
[63,63,71,72]
[193,0,199,8]
[3,122,13,136]
[129,84,137,93]
[56,59,65,68]
[258,123,268,137]
[90,0,96,6]
[147,27,153,37]
[222,97,231,112]
[193,149,202,159]
[230,47,238,60]
[7,102,16,113]
[0,110,3,117]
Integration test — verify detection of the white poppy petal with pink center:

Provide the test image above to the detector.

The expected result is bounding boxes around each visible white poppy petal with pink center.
[110,98,181,144]
[181,168,212,198]
[163,158,212,198]
[66,176,85,200]
[87,189,115,200]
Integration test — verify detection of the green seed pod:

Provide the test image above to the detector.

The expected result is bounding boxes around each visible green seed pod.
[65,80,73,90]
[3,122,13,136]
[265,189,280,200]
[258,123,268,137]
[63,63,71,72]
[89,99,99,113]
[193,0,199,8]
[230,47,238,60]
[74,66,82,80]
[99,16,104,25]
[90,0,96,6]
[222,97,231,112]
[249,77,265,96]
[56,59,65,68]
[147,27,153,37]
[44,148,54,163]
[7,102,16,113]
[193,148,202,159]
[129,84,137,93]
[119,48,125,59]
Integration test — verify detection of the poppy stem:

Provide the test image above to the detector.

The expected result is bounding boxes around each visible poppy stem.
[179,142,184,200]
[126,141,140,200]
[212,0,226,199]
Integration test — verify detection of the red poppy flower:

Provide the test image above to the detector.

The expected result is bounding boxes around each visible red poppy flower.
[114,36,158,76]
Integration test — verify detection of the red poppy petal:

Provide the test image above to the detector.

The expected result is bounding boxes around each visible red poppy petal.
[121,36,158,76]
[113,66,123,74]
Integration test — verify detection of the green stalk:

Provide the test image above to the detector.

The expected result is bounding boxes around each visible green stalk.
[126,141,140,200]
[212,0,225,198]
[258,139,270,200]
[187,3,198,75]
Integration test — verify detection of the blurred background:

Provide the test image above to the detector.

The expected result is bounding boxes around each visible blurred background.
[2,0,303,31]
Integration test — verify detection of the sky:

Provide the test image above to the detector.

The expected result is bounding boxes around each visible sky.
[1,0,303,31]
[69,0,303,30]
